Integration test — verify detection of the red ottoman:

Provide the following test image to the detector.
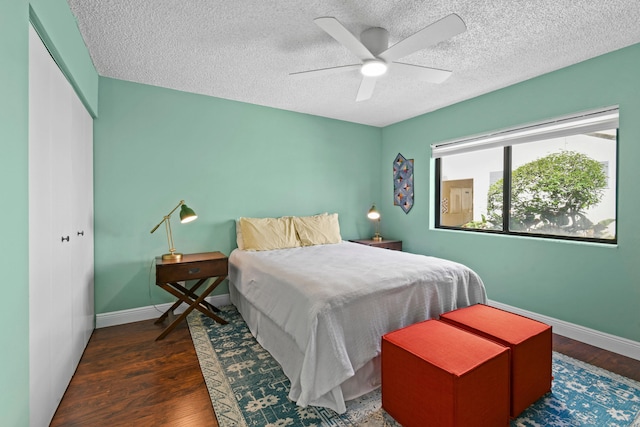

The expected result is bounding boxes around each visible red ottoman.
[382,320,510,427]
[440,304,552,417]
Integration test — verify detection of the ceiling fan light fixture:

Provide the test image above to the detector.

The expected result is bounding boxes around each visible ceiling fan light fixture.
[360,59,387,77]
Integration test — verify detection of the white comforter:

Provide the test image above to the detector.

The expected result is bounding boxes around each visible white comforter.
[229,241,487,413]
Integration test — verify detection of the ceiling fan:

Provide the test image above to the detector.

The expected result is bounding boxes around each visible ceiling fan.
[290,14,467,102]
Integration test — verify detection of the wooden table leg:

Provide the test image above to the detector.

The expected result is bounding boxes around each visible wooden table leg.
[155,275,228,340]
[154,278,220,324]
[154,279,207,324]
[172,281,221,313]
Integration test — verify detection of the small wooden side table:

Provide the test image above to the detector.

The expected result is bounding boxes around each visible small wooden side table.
[154,251,228,340]
[349,239,403,251]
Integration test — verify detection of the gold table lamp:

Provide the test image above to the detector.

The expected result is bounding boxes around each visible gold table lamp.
[367,204,382,241]
[150,200,197,260]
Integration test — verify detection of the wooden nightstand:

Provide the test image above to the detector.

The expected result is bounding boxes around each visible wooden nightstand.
[154,251,228,340]
[349,239,403,251]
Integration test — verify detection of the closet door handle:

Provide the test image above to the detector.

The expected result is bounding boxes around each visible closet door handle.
[77,231,84,236]
[61,236,70,242]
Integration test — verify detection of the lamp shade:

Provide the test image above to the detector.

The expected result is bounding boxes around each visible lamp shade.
[367,204,382,241]
[180,204,197,223]
[367,204,381,220]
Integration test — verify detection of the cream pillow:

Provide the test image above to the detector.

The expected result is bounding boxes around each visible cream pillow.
[238,216,301,251]
[235,219,245,250]
[293,213,342,246]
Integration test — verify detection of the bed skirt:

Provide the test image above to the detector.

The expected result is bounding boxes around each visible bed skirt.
[229,281,381,413]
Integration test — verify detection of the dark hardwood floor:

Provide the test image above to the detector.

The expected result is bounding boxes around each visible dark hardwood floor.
[51,317,640,426]
[552,334,640,382]
[50,319,218,427]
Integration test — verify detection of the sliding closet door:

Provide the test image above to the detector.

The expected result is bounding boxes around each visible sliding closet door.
[79,102,95,350]
[28,24,94,427]
[28,24,57,427]
[69,81,94,365]
[47,36,76,405]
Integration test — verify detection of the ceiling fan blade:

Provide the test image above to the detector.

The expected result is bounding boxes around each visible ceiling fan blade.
[379,13,466,62]
[391,62,452,83]
[314,17,375,61]
[356,76,377,102]
[289,64,361,79]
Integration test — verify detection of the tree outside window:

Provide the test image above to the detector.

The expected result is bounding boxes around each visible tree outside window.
[485,150,613,239]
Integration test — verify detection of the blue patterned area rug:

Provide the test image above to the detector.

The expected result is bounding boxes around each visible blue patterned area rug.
[187,306,640,427]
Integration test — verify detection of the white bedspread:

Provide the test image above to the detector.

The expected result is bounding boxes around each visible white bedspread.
[229,241,487,413]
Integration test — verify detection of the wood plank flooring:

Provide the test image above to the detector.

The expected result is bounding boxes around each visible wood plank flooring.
[50,319,218,427]
[51,317,640,426]
[552,334,640,382]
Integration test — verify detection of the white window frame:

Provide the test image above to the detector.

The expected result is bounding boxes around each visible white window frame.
[431,107,618,158]
[432,106,619,243]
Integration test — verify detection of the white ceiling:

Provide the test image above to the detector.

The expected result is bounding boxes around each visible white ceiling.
[67,0,640,127]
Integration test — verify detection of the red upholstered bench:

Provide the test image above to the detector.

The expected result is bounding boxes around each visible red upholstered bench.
[382,319,510,427]
[440,304,552,417]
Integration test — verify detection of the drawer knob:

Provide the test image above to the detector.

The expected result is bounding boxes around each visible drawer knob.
[188,267,200,274]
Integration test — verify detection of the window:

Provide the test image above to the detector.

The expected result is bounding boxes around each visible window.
[433,107,618,243]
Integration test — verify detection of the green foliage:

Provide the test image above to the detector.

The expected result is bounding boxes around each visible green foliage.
[462,214,491,229]
[486,179,504,230]
[486,150,611,237]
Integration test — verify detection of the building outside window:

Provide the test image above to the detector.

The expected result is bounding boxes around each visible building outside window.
[433,107,618,243]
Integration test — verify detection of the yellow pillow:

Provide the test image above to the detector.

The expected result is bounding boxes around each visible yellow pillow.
[293,213,342,246]
[238,216,300,251]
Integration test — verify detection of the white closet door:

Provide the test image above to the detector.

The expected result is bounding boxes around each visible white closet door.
[70,85,94,364]
[80,103,95,348]
[29,24,94,427]
[47,40,75,404]
[28,25,56,427]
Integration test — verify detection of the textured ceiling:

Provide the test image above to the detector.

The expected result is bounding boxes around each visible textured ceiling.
[67,0,640,127]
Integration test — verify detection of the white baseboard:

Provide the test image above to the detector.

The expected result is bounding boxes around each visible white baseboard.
[488,299,640,361]
[95,294,231,329]
[96,295,639,361]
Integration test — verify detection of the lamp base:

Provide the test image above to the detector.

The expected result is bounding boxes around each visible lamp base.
[162,252,183,261]
[372,234,383,242]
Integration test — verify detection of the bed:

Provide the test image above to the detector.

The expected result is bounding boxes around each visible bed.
[228,237,487,414]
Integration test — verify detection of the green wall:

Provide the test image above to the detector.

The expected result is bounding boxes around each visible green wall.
[0,0,97,425]
[0,1,30,424]
[381,43,640,342]
[94,77,382,314]
[4,1,638,422]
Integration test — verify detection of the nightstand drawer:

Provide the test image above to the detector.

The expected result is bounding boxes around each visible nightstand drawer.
[156,252,228,283]
[349,239,403,251]
[375,241,403,251]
